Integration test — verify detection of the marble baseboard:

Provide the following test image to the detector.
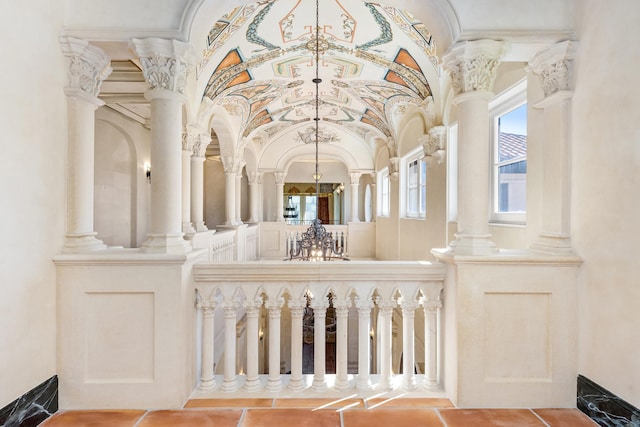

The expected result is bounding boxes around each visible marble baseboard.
[0,376,57,427]
[578,375,640,426]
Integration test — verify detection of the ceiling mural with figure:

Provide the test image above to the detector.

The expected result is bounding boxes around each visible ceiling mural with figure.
[199,0,439,160]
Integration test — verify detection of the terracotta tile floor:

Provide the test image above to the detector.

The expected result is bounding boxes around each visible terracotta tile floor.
[39,398,598,426]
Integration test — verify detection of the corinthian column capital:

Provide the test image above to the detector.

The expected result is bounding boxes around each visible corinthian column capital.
[528,41,578,98]
[60,36,112,103]
[443,39,507,95]
[182,124,200,152]
[130,38,196,96]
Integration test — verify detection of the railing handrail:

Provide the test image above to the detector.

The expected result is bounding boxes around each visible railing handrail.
[194,260,445,283]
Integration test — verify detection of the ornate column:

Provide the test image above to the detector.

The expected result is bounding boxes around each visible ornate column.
[528,41,577,254]
[221,157,242,226]
[376,298,396,390]
[349,171,362,222]
[243,298,262,392]
[221,301,239,392]
[235,167,244,225]
[131,38,194,253]
[60,37,111,252]
[400,299,420,390]
[247,171,263,223]
[443,39,506,255]
[333,297,352,390]
[274,171,285,222]
[181,125,197,234]
[288,297,307,391]
[423,298,442,389]
[355,298,373,390]
[191,132,210,231]
[369,173,377,222]
[265,297,284,391]
[197,300,216,390]
[310,296,329,391]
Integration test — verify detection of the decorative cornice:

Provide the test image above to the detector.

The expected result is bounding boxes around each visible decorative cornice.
[60,37,112,101]
[130,38,195,95]
[443,39,506,95]
[528,40,578,97]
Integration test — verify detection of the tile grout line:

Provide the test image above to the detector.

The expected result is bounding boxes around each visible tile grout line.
[529,409,552,427]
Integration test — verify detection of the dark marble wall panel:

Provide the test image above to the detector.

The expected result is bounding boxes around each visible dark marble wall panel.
[0,376,57,427]
[578,375,640,427]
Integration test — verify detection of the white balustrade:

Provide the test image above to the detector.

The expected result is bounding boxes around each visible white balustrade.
[210,231,235,261]
[194,261,444,395]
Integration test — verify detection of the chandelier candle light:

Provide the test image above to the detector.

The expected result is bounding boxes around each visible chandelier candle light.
[285,0,349,261]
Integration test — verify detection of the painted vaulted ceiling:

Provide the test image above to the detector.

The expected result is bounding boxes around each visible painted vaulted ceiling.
[195,0,441,170]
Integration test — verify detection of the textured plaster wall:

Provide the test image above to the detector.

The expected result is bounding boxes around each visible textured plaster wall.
[0,2,64,407]
[573,0,640,407]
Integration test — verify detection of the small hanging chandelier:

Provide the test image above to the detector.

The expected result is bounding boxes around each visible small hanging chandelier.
[285,0,349,262]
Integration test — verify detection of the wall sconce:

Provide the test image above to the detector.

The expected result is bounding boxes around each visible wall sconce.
[339,183,344,191]
[312,173,322,181]
[145,163,151,183]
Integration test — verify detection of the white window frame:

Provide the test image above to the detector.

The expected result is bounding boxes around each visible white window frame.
[401,147,427,219]
[378,167,390,217]
[489,79,527,224]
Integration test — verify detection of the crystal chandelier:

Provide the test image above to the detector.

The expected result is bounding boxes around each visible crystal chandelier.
[285,0,348,262]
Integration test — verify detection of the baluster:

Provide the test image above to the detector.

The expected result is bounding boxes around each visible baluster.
[197,299,217,390]
[222,301,239,392]
[376,298,396,390]
[265,297,284,391]
[355,298,373,390]
[288,297,306,391]
[400,299,420,390]
[243,298,262,392]
[424,298,443,389]
[334,297,352,390]
[310,296,329,391]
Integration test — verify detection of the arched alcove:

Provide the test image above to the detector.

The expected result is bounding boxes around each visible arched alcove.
[94,118,137,247]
